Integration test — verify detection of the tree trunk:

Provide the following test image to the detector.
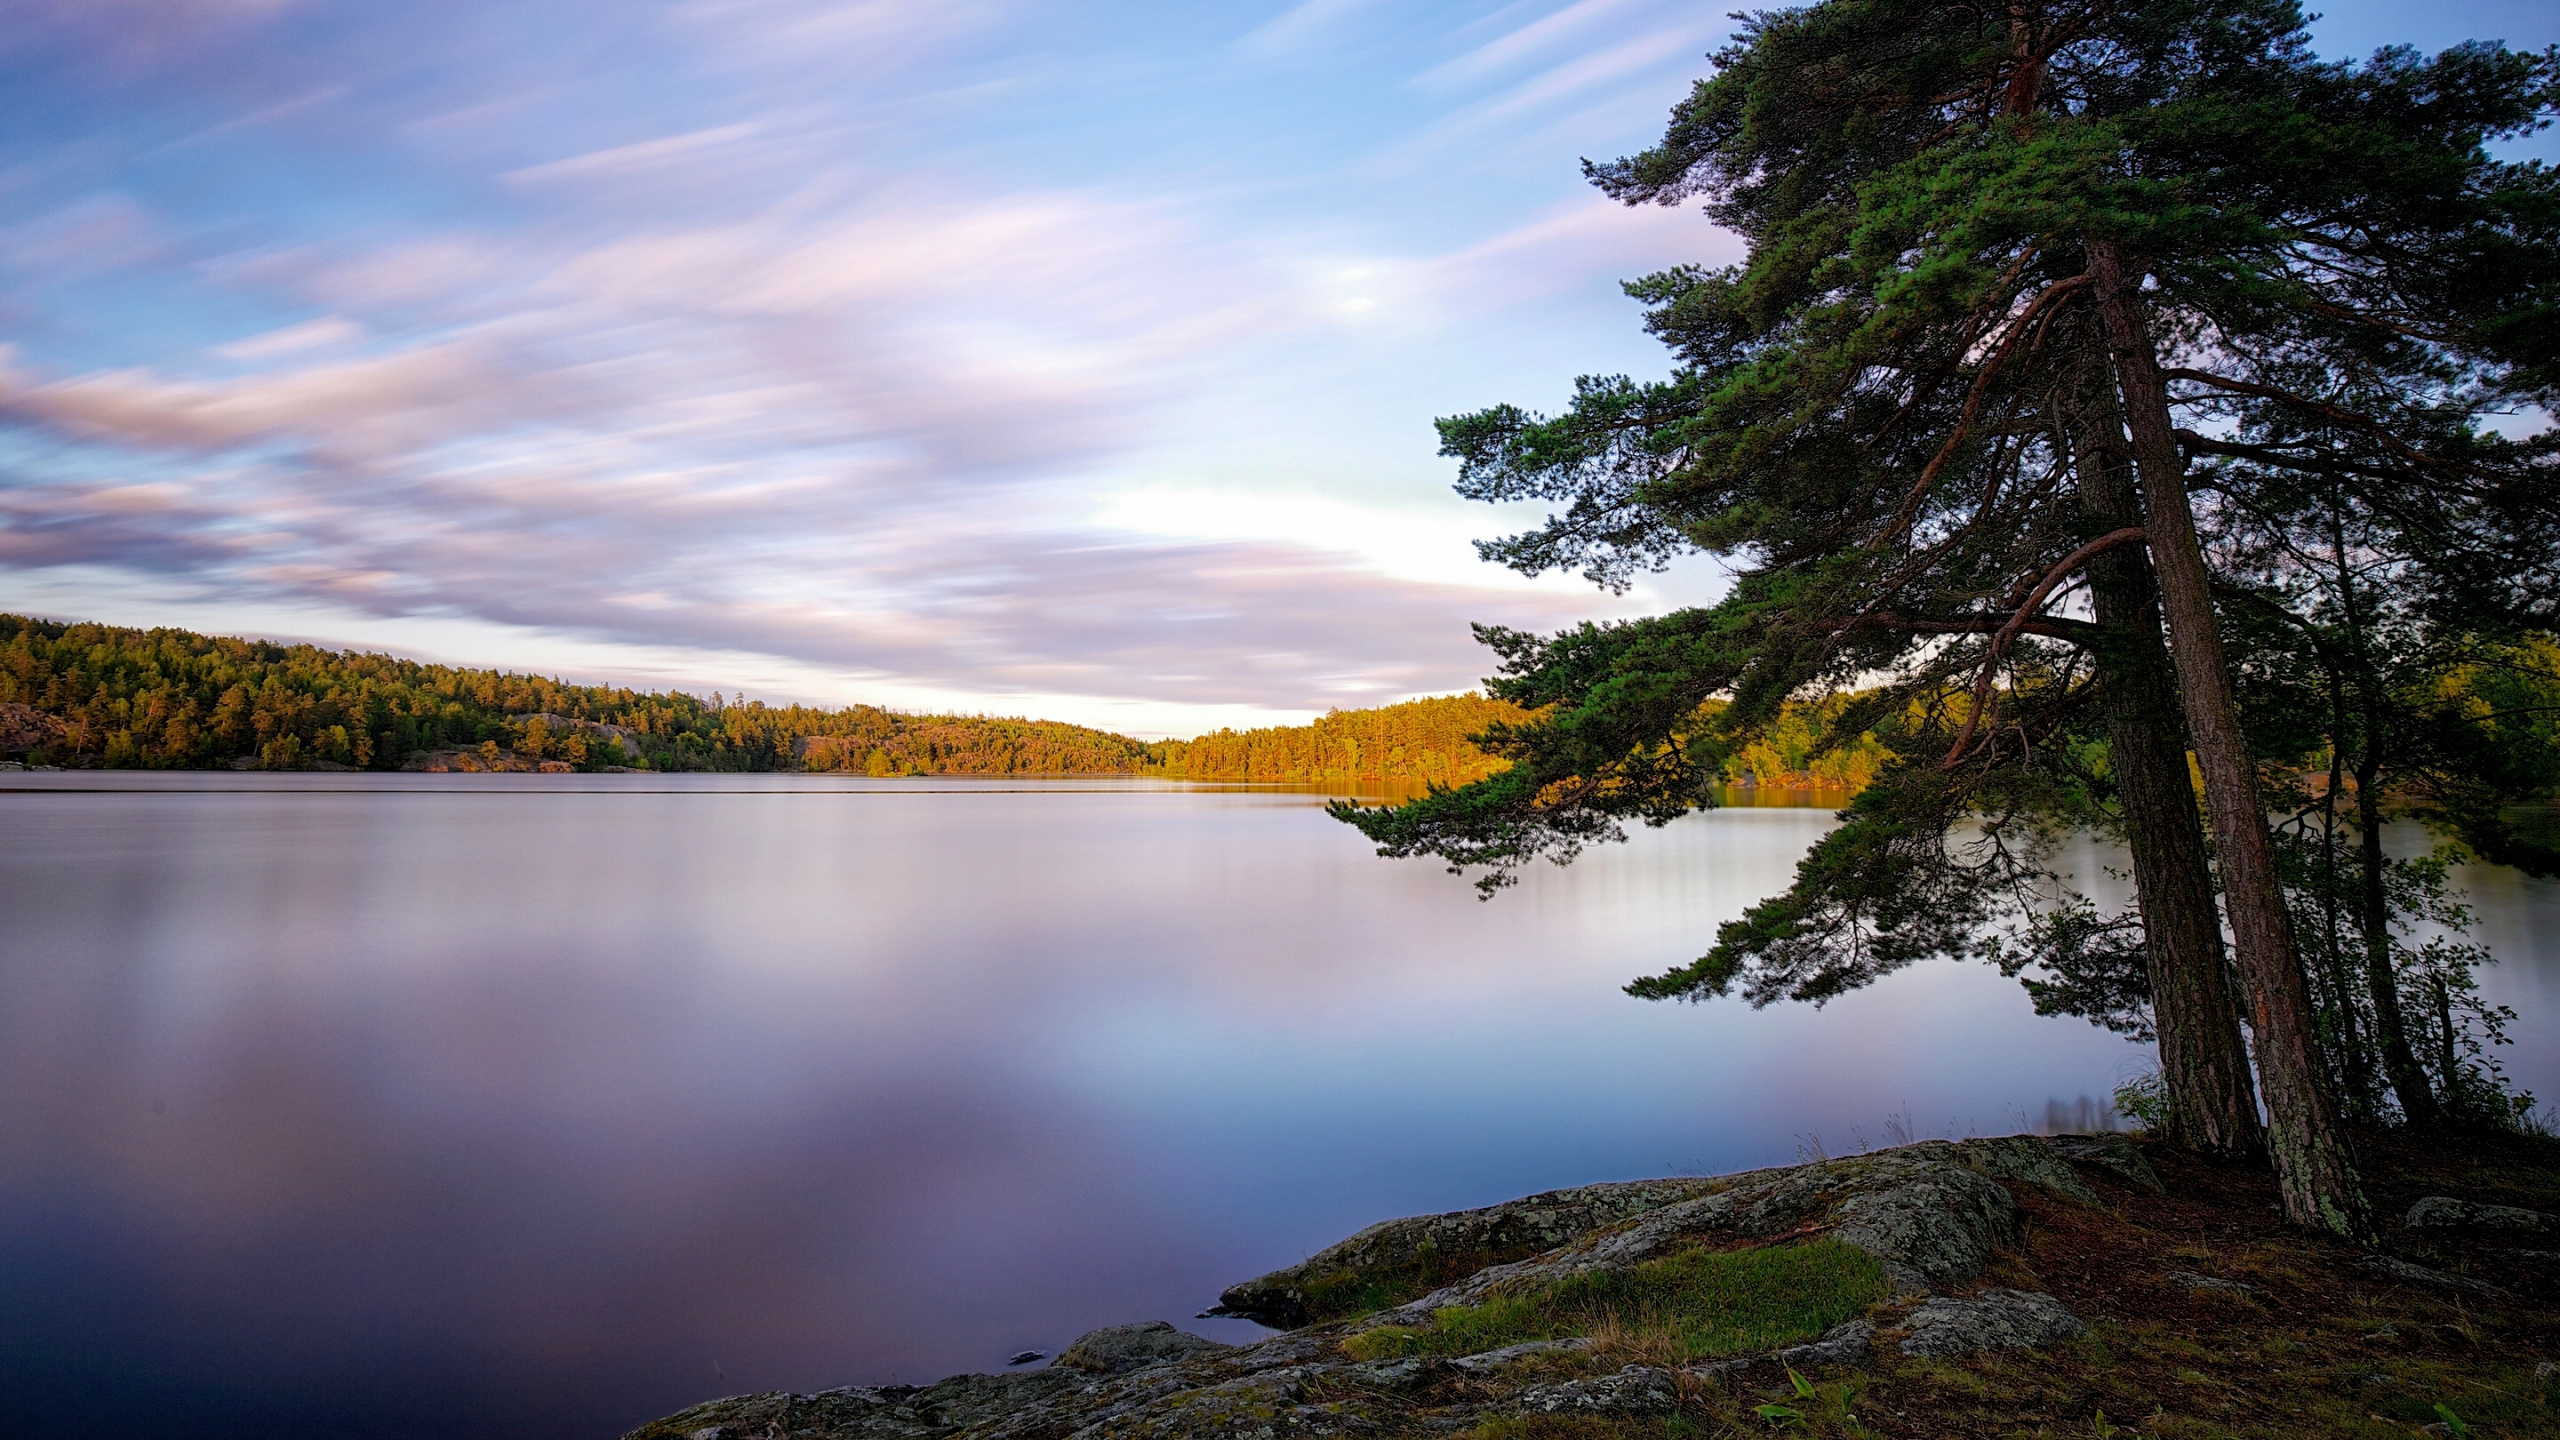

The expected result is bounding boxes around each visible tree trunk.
[2064,360,2266,1158]
[2084,236,2374,1241]
[2328,518,2439,1127]
[2356,755,2438,1124]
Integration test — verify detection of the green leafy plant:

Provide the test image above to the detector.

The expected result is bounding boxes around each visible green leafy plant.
[1751,1368,1816,1428]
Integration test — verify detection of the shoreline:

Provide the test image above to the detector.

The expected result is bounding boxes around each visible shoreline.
[623,1128,2560,1440]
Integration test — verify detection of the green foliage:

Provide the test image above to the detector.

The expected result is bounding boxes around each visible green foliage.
[0,613,1150,775]
[2112,1070,2173,1134]
[1142,694,1528,789]
[1338,1241,1885,1363]
[0,613,1893,791]
[1338,0,2560,1043]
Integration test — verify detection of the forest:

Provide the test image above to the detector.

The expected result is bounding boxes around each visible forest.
[0,614,1895,789]
[0,615,1148,776]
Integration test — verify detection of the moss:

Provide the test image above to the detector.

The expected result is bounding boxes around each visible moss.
[1342,1240,1887,1363]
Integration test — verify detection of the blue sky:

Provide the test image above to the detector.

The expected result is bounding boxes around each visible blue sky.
[3,1,2552,735]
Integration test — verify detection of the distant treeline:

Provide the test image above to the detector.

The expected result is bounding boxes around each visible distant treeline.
[1132,692,1881,790]
[0,615,1147,775]
[1140,694,1525,788]
[0,614,1890,787]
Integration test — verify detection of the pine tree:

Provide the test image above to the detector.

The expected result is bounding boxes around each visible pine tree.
[1340,0,2557,1239]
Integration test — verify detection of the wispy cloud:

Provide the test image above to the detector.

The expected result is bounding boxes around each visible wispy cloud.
[0,1,1763,729]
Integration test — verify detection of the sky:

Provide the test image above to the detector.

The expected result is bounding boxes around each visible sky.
[3,1,2553,737]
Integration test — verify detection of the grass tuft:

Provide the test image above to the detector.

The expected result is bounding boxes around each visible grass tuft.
[1341,1240,1886,1363]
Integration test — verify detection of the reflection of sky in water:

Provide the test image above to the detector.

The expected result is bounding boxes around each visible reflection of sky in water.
[2,775,2553,1439]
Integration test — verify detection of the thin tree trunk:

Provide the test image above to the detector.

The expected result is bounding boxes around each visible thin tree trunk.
[2357,758,2436,1124]
[2064,362,2266,1158]
[2328,515,2439,1126]
[2318,697,2375,1117]
[2084,236,2374,1241]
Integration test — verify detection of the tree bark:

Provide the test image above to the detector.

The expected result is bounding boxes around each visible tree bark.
[2084,236,2374,1241]
[2328,522,2439,1127]
[2356,754,2437,1124]
[2064,371,2267,1158]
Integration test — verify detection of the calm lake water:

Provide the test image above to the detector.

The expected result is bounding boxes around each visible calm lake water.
[3,773,2554,1439]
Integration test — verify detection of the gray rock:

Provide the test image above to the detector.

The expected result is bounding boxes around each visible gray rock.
[1445,1337,1593,1373]
[1684,1357,1756,1381]
[1827,1152,2020,1293]
[1773,1319,1876,1369]
[1218,1136,2120,1329]
[1341,1357,1447,1391]
[2359,1255,2511,1300]
[2166,1271,2265,1301]
[627,1371,1089,1440]
[2047,1133,2165,1193]
[1055,1321,1232,1377]
[1950,1135,2103,1207]
[2405,1196,2559,1236]
[1357,1140,2044,1327]
[1512,1365,1678,1415]
[1209,1177,1720,1327]
[1053,1367,1334,1440]
[1896,1289,2086,1358]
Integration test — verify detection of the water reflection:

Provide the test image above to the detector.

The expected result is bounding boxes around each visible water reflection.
[0,773,2550,1439]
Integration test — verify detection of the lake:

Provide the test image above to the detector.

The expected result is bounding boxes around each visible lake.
[3,772,2554,1439]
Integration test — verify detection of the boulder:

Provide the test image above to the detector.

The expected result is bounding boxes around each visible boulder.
[1445,1338,1592,1373]
[2405,1196,2559,1237]
[1773,1319,1876,1368]
[2166,1271,2265,1302]
[2046,1132,2165,1193]
[1512,1365,1678,1415]
[2359,1255,2511,1300]
[625,1370,1088,1440]
[1054,1322,1231,1377]
[1208,1177,1719,1328]
[1355,1139,2039,1324]
[1895,1290,2085,1358]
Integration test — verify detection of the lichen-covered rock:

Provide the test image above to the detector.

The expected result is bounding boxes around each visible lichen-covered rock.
[1773,1319,1875,1369]
[1356,1140,2031,1323]
[1209,1178,1720,1327]
[1339,1357,1447,1392]
[2166,1271,2264,1301]
[1512,1366,1677,1415]
[2047,1133,2165,1193]
[1056,1323,1231,1376]
[1826,1149,2022,1293]
[1065,1368,1379,1440]
[625,1371,1091,1440]
[2360,1255,2511,1300]
[1445,1338,1593,1373]
[2405,1196,2559,1236]
[1895,1289,2085,1357]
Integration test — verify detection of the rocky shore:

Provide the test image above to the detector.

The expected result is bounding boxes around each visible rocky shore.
[621,1130,2560,1438]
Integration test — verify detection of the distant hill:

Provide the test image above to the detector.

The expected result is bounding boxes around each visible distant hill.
[0,614,1885,788]
[1139,693,1526,789]
[0,614,1146,776]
